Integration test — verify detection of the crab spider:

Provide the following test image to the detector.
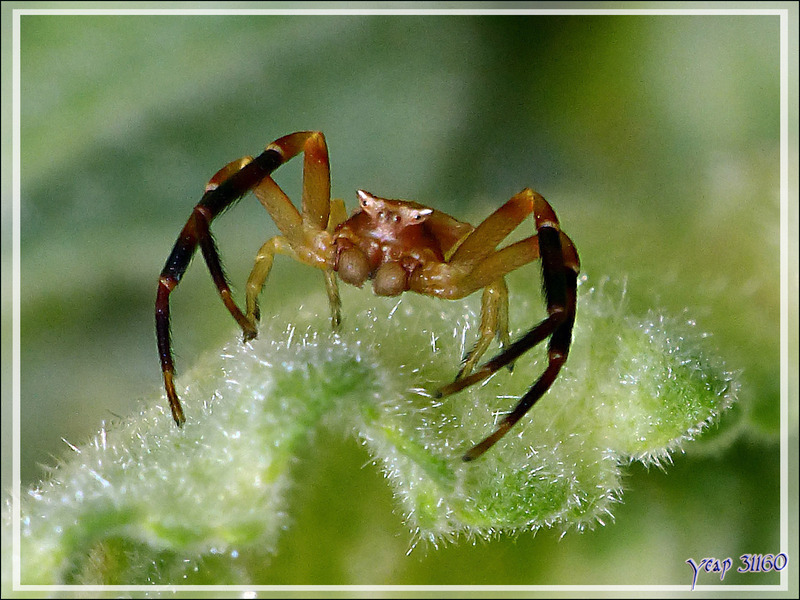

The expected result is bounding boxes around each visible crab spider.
[156,131,579,461]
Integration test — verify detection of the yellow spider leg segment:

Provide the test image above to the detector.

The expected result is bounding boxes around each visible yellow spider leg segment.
[245,236,297,325]
[458,278,510,378]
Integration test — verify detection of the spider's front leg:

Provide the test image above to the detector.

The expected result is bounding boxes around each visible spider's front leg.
[458,223,579,462]
[418,189,580,461]
[156,131,321,426]
[415,188,543,378]
[244,132,347,332]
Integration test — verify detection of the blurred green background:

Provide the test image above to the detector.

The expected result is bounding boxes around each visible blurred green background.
[4,4,795,588]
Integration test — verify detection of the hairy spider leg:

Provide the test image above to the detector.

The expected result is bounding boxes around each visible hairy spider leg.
[244,133,346,331]
[461,247,578,461]
[156,131,320,426]
[436,194,580,461]
[437,230,578,397]
[446,189,542,376]
[411,189,543,377]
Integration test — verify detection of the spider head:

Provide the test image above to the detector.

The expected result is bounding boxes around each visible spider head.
[356,190,432,230]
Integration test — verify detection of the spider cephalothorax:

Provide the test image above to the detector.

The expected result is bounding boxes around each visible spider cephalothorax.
[156,131,579,461]
[333,191,439,295]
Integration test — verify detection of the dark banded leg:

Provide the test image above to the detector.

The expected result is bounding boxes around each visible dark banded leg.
[436,197,580,461]
[462,272,577,462]
[410,189,544,376]
[155,132,317,426]
[245,132,333,327]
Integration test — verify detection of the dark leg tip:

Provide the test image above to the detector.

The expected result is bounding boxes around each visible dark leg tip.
[462,445,488,462]
[462,442,487,462]
[170,404,186,427]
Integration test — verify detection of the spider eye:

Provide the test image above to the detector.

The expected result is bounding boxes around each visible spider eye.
[357,189,373,209]
[412,208,433,223]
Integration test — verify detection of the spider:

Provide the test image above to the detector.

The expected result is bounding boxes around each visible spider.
[156,131,580,461]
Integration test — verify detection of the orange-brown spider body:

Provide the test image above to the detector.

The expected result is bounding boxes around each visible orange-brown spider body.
[156,131,579,461]
[334,192,463,296]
